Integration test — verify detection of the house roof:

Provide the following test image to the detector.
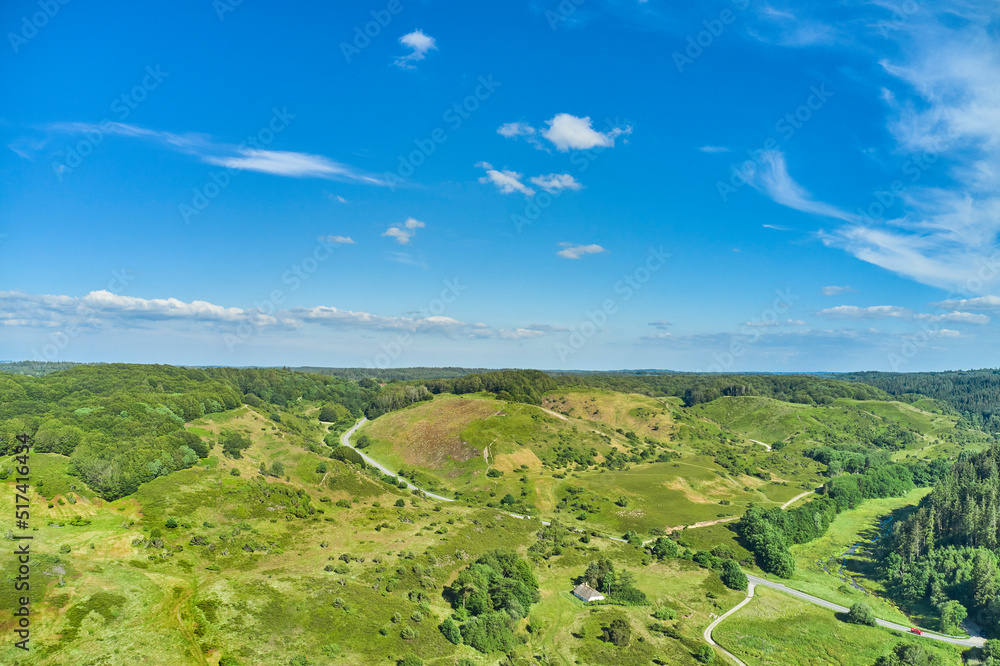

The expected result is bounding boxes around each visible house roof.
[573,583,605,601]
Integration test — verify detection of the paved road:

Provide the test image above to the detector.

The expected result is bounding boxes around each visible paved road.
[339,418,455,502]
[704,583,756,666]
[746,574,986,649]
[342,417,984,656]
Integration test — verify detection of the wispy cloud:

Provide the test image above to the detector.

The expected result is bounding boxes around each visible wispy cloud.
[818,305,912,319]
[821,285,856,296]
[698,145,730,153]
[746,150,855,222]
[931,295,1000,310]
[383,217,425,245]
[321,235,355,245]
[648,320,672,330]
[39,121,382,185]
[529,173,583,194]
[0,289,555,342]
[476,161,534,195]
[746,3,1000,294]
[394,30,437,69]
[556,243,607,259]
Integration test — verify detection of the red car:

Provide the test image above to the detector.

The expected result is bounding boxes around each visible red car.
[910,628,922,635]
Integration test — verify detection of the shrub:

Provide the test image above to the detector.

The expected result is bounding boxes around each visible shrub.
[150,528,162,540]
[695,645,715,663]
[847,602,877,627]
[397,657,422,666]
[600,618,631,647]
[165,517,178,529]
[400,626,419,640]
[395,499,406,507]
[652,607,676,621]
[440,617,462,644]
[59,544,71,554]
[720,560,748,591]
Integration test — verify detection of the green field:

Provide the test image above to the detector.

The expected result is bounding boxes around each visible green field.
[714,586,965,665]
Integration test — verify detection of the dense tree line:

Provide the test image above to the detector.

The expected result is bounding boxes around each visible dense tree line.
[740,461,917,577]
[841,369,1000,433]
[879,443,1000,633]
[555,372,891,406]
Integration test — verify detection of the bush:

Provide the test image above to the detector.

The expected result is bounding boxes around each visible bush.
[847,602,877,627]
[695,645,715,663]
[59,544,71,554]
[397,657,423,666]
[395,499,406,507]
[150,528,162,539]
[720,560,748,591]
[652,607,676,621]
[230,468,240,476]
[165,517,178,529]
[400,626,419,640]
[440,617,462,644]
[600,618,631,647]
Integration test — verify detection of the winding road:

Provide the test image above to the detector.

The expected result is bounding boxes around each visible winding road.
[339,418,985,660]
[338,418,455,502]
[704,582,756,666]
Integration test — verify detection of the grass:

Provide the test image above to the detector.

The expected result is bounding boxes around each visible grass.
[713,586,965,665]
[782,487,933,627]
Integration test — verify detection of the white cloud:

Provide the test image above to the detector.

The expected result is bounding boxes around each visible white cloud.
[746,150,855,222]
[394,30,437,68]
[556,243,607,259]
[322,235,355,245]
[915,311,990,324]
[931,295,1000,310]
[42,121,382,185]
[648,320,672,330]
[939,329,961,338]
[542,113,631,152]
[818,305,912,319]
[203,149,377,182]
[0,289,557,343]
[476,162,535,195]
[743,319,808,327]
[698,145,730,153]
[382,217,425,245]
[497,122,537,138]
[529,173,583,194]
[821,285,856,296]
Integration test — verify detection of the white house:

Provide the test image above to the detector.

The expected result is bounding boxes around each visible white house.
[572,583,605,602]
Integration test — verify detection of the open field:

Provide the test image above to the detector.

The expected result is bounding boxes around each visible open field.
[713,586,966,665]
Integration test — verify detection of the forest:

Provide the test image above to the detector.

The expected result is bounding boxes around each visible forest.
[841,369,1000,433]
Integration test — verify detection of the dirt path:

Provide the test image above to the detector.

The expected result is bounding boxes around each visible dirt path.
[663,516,740,534]
[748,439,772,451]
[781,491,812,510]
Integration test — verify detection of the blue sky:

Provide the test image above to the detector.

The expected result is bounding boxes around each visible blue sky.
[1,0,998,371]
